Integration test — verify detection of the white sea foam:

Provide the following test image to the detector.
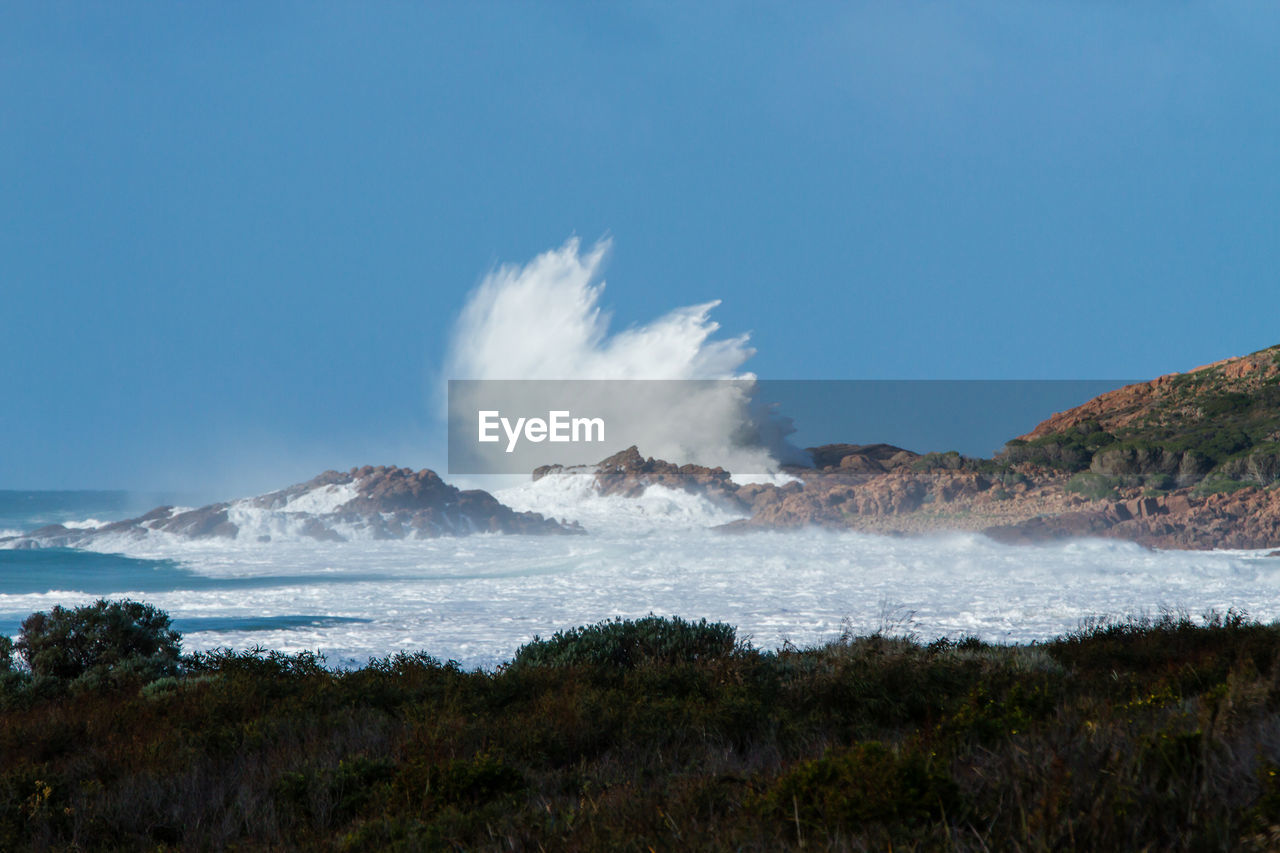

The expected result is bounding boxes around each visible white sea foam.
[495,474,747,532]
[222,504,326,543]
[7,524,1274,669]
[281,482,358,514]
[60,519,106,530]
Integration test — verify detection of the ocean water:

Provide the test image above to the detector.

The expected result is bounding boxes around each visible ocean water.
[3,484,1280,669]
[0,490,137,536]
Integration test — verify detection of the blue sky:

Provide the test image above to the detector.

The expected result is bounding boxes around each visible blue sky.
[2,3,1278,492]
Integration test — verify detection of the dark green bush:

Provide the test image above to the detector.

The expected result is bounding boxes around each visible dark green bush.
[1169,428,1252,466]
[1000,426,1114,472]
[422,752,525,807]
[1046,610,1275,691]
[1217,443,1280,486]
[15,598,180,683]
[1192,476,1252,497]
[274,756,397,828]
[8,602,1280,850]
[909,450,966,472]
[512,614,743,669]
[762,741,961,830]
[1065,471,1118,500]
[185,645,327,679]
[1201,392,1253,417]
[1088,442,1186,481]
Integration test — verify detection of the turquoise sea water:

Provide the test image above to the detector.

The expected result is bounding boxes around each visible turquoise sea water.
[0,491,370,642]
[0,489,139,533]
[5,489,1280,670]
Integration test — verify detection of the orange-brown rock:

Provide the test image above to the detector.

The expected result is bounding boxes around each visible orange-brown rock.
[560,444,1280,550]
[1022,346,1280,440]
[983,486,1280,550]
[539,341,1280,551]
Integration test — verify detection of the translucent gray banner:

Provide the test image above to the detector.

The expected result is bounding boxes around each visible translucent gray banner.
[447,379,1134,475]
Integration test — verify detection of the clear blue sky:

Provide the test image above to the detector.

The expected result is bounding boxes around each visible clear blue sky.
[3,3,1277,493]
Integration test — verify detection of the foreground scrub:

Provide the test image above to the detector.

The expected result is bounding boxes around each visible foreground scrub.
[3,609,1280,850]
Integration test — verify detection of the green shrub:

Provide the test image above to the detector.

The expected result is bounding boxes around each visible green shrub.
[761,741,961,830]
[1217,443,1280,486]
[910,451,965,472]
[512,614,743,669]
[1249,761,1280,831]
[1046,610,1269,688]
[0,636,26,699]
[1065,472,1117,501]
[1001,440,1090,471]
[15,599,180,683]
[1201,392,1253,417]
[1192,477,1252,497]
[428,752,525,806]
[274,755,397,829]
[185,645,327,679]
[1168,429,1252,466]
[942,678,1056,742]
[8,605,1280,850]
[1089,443,1181,480]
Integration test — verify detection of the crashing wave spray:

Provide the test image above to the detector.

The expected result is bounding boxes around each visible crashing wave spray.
[444,238,806,474]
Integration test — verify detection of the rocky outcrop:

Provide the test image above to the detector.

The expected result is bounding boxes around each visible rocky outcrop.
[1021,346,1280,440]
[541,439,1280,549]
[722,467,1015,532]
[8,466,579,549]
[984,487,1280,550]
[536,446,750,512]
[20,503,241,547]
[507,344,1280,549]
[537,344,1280,548]
[534,443,934,522]
[805,444,919,472]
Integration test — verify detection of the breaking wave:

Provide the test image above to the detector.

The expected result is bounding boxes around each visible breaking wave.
[444,237,807,474]
[6,242,1279,670]
[495,473,748,534]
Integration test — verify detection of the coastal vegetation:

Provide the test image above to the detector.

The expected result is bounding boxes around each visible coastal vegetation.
[6,602,1280,849]
[1000,344,1280,493]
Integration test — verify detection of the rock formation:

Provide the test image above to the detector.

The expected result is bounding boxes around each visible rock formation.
[6,465,579,548]
[534,345,1280,550]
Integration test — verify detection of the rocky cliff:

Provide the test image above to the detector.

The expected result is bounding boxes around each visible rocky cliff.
[1006,344,1280,490]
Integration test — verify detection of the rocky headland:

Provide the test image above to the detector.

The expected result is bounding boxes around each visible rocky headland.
[8,345,1279,551]
[5,465,578,548]
[552,345,1280,549]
